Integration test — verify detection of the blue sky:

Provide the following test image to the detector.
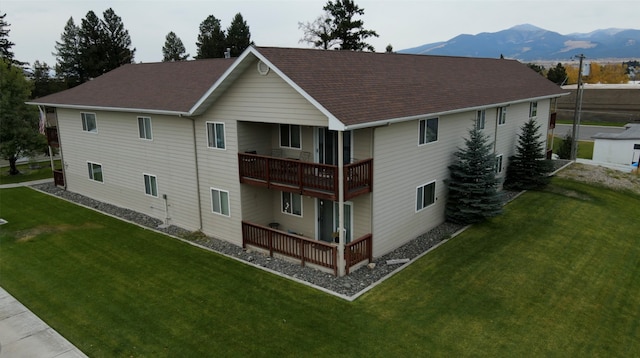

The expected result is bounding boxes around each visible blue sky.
[3,0,638,66]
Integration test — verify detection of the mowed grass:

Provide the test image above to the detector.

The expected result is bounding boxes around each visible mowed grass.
[552,136,594,159]
[1,179,639,356]
[0,159,60,184]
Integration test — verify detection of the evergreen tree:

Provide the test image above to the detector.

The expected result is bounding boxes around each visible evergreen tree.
[504,119,553,190]
[547,62,567,85]
[0,59,47,175]
[0,13,16,63]
[557,133,573,160]
[300,0,378,51]
[54,17,83,86]
[29,61,66,98]
[445,126,503,225]
[385,44,393,53]
[226,13,252,57]
[162,31,189,61]
[323,0,378,51]
[195,15,226,59]
[101,8,135,70]
[78,10,108,79]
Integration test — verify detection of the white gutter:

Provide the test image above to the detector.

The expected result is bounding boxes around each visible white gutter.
[343,93,569,131]
[25,102,191,117]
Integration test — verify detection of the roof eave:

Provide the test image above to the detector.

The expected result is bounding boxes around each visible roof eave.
[344,93,568,131]
[25,101,190,117]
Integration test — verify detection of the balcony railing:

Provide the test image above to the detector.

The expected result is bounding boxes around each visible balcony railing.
[238,153,372,200]
[242,221,338,275]
[242,222,373,276]
[45,127,59,147]
[345,234,373,274]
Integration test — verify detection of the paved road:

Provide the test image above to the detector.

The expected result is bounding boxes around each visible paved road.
[553,124,625,141]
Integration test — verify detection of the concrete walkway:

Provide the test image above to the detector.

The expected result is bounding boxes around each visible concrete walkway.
[0,178,53,189]
[0,287,88,358]
[1,179,88,357]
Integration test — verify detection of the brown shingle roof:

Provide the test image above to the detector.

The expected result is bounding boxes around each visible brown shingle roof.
[254,47,567,126]
[30,58,234,113]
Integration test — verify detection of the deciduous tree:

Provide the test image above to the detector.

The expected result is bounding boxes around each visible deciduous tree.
[445,126,503,225]
[504,119,553,190]
[0,60,47,175]
[162,31,189,61]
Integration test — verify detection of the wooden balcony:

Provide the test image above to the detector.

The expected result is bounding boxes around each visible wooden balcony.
[45,127,59,147]
[242,221,373,276]
[238,153,372,201]
[549,112,557,129]
[53,169,64,187]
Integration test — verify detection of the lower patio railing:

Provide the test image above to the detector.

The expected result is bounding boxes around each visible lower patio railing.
[345,234,373,274]
[242,221,338,275]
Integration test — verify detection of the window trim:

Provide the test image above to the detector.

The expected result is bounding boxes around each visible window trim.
[138,116,153,140]
[210,187,230,217]
[495,154,504,174]
[281,191,303,217]
[416,180,436,212]
[81,112,97,133]
[279,124,302,149]
[87,161,103,183]
[529,101,538,118]
[143,173,158,197]
[476,110,486,130]
[418,117,439,145]
[206,121,226,150]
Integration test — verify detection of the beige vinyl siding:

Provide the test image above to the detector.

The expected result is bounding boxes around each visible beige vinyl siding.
[196,60,332,244]
[55,108,201,230]
[350,194,372,240]
[352,128,373,161]
[211,59,328,127]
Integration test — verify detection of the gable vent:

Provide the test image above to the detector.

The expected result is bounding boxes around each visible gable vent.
[257,61,270,75]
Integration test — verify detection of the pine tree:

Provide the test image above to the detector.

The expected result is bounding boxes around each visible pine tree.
[547,63,567,85]
[0,13,16,63]
[323,0,378,51]
[226,13,251,57]
[504,119,553,190]
[54,17,83,86]
[162,31,189,61]
[445,126,503,225]
[195,15,226,59]
[557,133,573,160]
[101,8,135,70]
[78,10,108,79]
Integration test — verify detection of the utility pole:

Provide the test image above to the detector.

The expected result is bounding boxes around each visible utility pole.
[570,54,585,160]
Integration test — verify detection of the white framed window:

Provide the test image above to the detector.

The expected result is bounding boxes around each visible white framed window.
[280,124,301,149]
[495,154,503,174]
[87,161,103,182]
[138,116,152,140]
[416,181,436,212]
[206,122,226,149]
[143,174,158,197]
[419,117,438,145]
[529,101,538,118]
[476,110,486,130]
[498,106,507,125]
[281,192,302,216]
[211,188,230,216]
[81,112,97,132]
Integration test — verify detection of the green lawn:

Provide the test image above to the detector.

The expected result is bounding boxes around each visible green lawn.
[551,136,594,159]
[1,180,639,356]
[0,159,60,184]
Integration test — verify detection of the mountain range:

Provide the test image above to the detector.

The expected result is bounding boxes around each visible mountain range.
[400,24,640,61]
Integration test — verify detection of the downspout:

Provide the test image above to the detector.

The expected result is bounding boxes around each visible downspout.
[337,130,345,276]
[189,116,203,230]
